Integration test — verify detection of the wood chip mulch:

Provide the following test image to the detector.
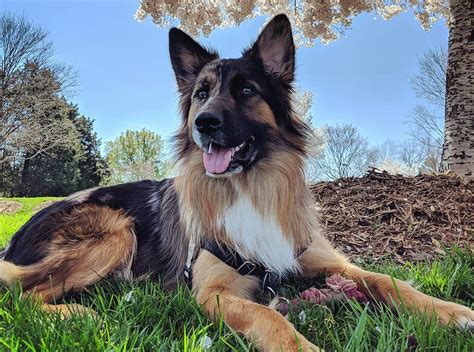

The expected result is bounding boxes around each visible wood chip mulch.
[0,200,23,214]
[32,200,57,213]
[310,169,474,264]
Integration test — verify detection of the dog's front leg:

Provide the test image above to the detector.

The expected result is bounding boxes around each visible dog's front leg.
[193,250,320,351]
[298,235,474,330]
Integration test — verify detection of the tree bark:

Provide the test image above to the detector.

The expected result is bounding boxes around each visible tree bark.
[441,0,474,179]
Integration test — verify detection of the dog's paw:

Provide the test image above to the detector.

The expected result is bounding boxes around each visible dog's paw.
[435,300,474,331]
[297,337,323,352]
[43,303,99,320]
[268,296,290,318]
[456,315,474,331]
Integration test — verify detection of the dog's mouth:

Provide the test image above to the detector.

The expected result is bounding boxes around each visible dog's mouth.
[202,136,256,177]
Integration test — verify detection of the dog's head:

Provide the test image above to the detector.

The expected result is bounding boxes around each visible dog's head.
[169,14,310,177]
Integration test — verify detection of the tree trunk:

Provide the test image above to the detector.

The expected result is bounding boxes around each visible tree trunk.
[441,0,474,179]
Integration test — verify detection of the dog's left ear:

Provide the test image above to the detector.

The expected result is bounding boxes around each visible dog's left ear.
[169,28,218,93]
[245,14,295,84]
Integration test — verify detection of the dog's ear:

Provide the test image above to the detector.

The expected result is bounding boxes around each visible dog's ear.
[169,28,218,92]
[245,14,295,84]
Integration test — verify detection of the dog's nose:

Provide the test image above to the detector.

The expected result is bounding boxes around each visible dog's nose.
[195,113,223,134]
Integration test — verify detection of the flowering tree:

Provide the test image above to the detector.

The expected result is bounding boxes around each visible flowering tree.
[136,1,448,45]
[136,0,473,179]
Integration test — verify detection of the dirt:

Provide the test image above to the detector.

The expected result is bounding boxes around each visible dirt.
[0,200,23,214]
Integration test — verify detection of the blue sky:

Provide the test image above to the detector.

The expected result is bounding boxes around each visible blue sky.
[2,0,448,148]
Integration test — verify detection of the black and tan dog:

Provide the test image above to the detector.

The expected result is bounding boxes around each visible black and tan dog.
[1,14,472,351]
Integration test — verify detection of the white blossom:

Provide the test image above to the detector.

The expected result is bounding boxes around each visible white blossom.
[136,1,450,45]
[376,158,420,176]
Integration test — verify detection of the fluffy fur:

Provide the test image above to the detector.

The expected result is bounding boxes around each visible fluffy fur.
[0,14,472,351]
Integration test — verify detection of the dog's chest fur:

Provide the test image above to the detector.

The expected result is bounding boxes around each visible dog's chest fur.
[218,193,299,276]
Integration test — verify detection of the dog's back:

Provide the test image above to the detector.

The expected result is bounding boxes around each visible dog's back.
[1,178,189,293]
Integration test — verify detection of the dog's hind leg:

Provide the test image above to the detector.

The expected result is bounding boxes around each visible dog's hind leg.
[193,250,320,352]
[298,235,474,330]
[0,205,136,318]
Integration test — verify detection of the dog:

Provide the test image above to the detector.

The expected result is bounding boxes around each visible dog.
[0,14,472,351]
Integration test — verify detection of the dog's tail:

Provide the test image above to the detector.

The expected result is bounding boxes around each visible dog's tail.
[0,260,48,292]
[0,260,25,285]
[0,258,55,289]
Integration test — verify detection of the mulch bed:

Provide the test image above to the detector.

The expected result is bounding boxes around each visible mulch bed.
[0,200,23,214]
[310,169,473,263]
[32,200,57,213]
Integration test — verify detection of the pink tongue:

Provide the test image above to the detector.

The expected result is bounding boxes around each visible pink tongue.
[203,146,233,174]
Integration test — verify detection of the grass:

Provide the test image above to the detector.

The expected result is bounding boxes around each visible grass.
[0,198,473,351]
[0,197,60,247]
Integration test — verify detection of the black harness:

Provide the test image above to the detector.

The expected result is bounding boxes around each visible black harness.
[184,240,282,300]
[203,241,282,296]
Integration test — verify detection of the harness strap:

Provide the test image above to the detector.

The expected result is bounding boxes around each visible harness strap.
[201,240,281,297]
[183,236,196,283]
[184,240,307,300]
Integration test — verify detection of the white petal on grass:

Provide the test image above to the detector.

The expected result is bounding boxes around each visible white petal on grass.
[200,335,213,349]
[124,290,135,302]
[299,310,306,324]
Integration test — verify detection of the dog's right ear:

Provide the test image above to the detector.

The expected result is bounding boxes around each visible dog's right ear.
[244,14,295,85]
[169,28,218,93]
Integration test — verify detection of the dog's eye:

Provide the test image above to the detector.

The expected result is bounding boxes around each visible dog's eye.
[241,86,253,95]
[196,90,209,100]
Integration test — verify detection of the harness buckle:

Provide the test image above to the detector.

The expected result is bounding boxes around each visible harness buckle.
[183,265,192,282]
[237,260,257,275]
[262,270,278,296]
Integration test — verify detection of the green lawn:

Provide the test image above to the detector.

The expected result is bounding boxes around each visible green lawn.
[0,197,61,247]
[0,198,473,351]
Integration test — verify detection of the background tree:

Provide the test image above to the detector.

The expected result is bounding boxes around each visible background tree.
[0,14,105,197]
[313,124,378,180]
[0,14,76,165]
[397,140,426,172]
[374,140,409,175]
[105,129,170,184]
[305,126,325,181]
[70,106,109,190]
[408,48,447,171]
[17,133,82,197]
[411,48,447,108]
[13,105,107,197]
[137,0,473,179]
[290,90,327,181]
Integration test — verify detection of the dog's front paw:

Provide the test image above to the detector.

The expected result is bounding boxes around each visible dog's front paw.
[268,296,290,318]
[296,334,322,352]
[266,328,322,351]
[277,333,321,352]
[435,300,474,331]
